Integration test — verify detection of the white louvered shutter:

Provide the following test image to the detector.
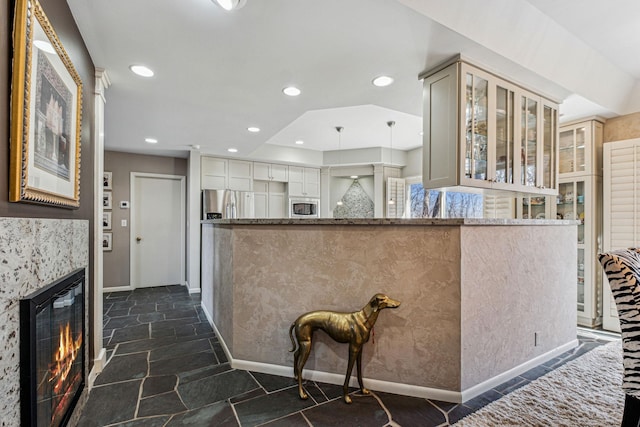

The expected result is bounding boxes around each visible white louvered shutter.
[386,177,406,218]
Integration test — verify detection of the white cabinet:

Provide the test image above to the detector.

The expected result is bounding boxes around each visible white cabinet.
[558,119,603,328]
[254,162,288,182]
[288,166,320,197]
[201,157,227,190]
[228,160,253,191]
[603,138,640,332]
[254,181,287,218]
[420,57,558,196]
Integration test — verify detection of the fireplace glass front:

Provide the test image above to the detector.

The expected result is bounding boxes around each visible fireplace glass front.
[20,268,85,427]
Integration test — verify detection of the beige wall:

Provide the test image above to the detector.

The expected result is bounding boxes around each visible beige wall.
[604,112,640,142]
[103,151,187,288]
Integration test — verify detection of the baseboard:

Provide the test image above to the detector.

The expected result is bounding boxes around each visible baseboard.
[459,339,579,402]
[88,348,107,388]
[202,313,578,404]
[188,286,201,294]
[102,285,133,293]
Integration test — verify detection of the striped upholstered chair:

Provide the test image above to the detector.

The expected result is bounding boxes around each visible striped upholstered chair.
[599,248,640,427]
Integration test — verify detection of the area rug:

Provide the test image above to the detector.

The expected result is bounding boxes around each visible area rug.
[454,341,624,426]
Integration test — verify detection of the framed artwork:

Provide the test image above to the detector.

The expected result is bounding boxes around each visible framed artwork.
[103,192,112,210]
[103,171,113,190]
[9,0,83,208]
[102,233,112,251]
[102,212,112,230]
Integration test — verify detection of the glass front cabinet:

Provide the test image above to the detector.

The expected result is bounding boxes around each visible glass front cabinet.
[558,119,604,327]
[421,56,559,196]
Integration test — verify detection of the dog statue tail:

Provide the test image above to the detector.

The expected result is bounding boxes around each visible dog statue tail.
[288,323,298,353]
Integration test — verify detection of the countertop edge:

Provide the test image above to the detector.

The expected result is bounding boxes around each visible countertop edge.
[201,218,578,226]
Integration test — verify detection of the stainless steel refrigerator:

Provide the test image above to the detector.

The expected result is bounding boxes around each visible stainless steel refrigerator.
[202,189,255,219]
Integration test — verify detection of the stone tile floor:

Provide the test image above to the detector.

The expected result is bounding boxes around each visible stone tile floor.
[78,285,617,426]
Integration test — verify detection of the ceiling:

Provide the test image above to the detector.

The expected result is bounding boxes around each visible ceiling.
[66,0,640,161]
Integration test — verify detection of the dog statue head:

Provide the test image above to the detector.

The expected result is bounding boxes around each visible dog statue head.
[369,293,401,312]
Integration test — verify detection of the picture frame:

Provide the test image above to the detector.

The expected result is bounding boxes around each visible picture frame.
[102,233,112,251]
[103,192,112,210]
[102,212,112,230]
[9,0,83,208]
[103,171,113,190]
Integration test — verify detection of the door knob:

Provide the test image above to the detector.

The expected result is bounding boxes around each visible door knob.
[136,237,142,242]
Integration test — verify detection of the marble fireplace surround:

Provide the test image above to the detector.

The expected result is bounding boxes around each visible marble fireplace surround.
[0,218,88,426]
[202,218,578,403]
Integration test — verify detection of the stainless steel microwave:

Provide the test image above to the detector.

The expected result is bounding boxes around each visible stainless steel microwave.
[289,198,319,218]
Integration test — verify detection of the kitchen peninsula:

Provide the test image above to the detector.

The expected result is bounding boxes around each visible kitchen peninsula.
[200,218,577,402]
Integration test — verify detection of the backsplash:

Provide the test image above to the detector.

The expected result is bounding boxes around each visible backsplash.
[334,180,374,218]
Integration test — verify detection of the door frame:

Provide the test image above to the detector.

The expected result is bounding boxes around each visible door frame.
[130,172,187,288]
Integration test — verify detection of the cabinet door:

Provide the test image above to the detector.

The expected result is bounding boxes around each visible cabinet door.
[268,193,286,218]
[460,66,491,189]
[519,91,539,189]
[493,83,516,188]
[201,157,227,189]
[288,166,304,196]
[254,192,268,218]
[253,162,271,181]
[303,168,320,197]
[228,160,253,191]
[541,101,557,190]
[271,164,288,182]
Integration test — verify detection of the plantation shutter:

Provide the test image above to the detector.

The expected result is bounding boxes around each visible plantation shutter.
[386,177,406,218]
[602,138,640,332]
[483,195,514,219]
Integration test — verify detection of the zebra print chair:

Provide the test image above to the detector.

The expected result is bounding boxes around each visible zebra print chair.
[599,248,640,427]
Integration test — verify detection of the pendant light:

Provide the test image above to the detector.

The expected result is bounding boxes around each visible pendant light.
[336,126,344,206]
[387,120,396,205]
[212,0,246,11]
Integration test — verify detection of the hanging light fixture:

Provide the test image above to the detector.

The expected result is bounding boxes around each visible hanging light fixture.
[212,0,246,11]
[387,120,396,205]
[336,126,344,206]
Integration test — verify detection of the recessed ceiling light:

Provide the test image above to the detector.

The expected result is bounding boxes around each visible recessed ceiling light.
[145,137,158,144]
[247,127,260,133]
[283,86,301,97]
[350,175,358,179]
[295,140,304,145]
[372,75,394,87]
[212,0,246,11]
[34,40,55,54]
[130,65,154,77]
[227,148,238,153]
[419,131,424,136]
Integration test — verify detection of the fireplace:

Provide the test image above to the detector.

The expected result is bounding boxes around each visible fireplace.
[20,268,85,427]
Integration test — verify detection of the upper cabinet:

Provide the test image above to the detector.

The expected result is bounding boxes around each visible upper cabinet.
[201,157,227,190]
[228,160,253,191]
[288,166,320,198]
[254,162,288,182]
[420,57,559,196]
[559,119,604,177]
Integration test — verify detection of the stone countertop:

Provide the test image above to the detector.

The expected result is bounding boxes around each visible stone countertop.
[201,218,579,226]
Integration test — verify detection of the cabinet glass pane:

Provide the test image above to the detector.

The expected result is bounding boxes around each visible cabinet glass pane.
[542,105,556,189]
[495,86,514,184]
[523,196,546,219]
[557,182,574,220]
[559,129,574,173]
[465,73,488,180]
[577,247,585,310]
[521,97,537,186]
[576,180,585,243]
[576,127,586,173]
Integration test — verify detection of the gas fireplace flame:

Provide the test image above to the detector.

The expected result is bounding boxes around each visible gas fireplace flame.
[49,323,82,393]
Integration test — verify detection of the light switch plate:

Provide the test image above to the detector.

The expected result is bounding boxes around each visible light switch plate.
[121,219,127,227]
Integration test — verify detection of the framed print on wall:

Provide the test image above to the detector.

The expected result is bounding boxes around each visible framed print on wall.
[102,233,112,251]
[102,212,112,230]
[9,0,83,208]
[103,192,112,210]
[103,172,113,190]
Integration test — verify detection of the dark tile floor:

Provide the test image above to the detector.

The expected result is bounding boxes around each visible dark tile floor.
[78,286,615,427]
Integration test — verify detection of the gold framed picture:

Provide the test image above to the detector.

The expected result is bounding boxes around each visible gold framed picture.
[9,0,83,208]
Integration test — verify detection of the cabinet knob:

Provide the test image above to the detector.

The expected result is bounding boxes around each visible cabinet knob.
[136,237,142,242]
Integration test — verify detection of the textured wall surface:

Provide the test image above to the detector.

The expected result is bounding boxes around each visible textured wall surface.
[460,225,577,389]
[208,221,577,395]
[0,218,88,426]
[604,112,640,142]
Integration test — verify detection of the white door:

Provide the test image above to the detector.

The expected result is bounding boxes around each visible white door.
[131,173,186,288]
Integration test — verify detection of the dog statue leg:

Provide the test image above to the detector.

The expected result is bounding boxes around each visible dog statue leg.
[356,350,369,395]
[295,340,312,400]
[343,345,360,404]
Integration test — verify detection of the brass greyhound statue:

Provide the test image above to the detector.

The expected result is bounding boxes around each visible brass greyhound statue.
[288,293,401,404]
